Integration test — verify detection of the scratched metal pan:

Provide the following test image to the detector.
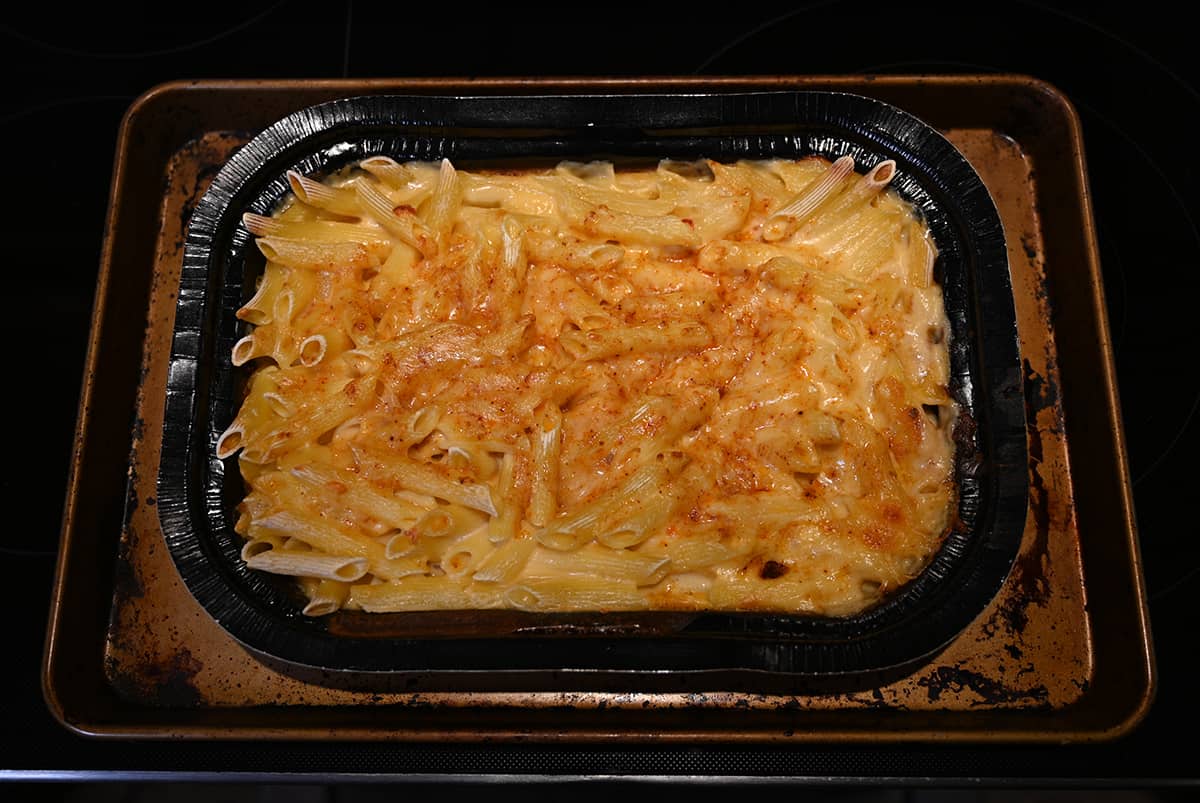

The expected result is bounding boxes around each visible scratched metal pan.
[157,91,1027,676]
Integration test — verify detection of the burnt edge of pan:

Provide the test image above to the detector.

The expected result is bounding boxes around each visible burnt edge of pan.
[157,91,1027,677]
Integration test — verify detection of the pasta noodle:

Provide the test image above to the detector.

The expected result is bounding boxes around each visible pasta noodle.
[221,154,957,617]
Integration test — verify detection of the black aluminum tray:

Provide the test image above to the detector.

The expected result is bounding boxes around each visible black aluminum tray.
[159,90,1026,677]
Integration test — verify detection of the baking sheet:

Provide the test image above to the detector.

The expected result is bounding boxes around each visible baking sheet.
[43,76,1153,742]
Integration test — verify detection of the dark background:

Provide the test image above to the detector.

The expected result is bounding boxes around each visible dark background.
[2,0,1197,795]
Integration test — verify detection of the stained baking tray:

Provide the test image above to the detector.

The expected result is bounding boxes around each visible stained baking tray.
[162,90,1024,678]
[43,76,1154,742]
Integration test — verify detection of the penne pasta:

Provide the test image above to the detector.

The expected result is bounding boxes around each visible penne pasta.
[257,236,383,272]
[535,452,688,552]
[224,156,956,617]
[301,578,352,617]
[352,445,498,516]
[527,401,562,527]
[503,577,646,612]
[471,537,536,584]
[762,154,856,239]
[244,550,369,583]
[347,576,502,612]
[523,543,671,587]
[354,179,438,258]
[426,158,461,247]
[287,170,364,217]
[359,155,411,188]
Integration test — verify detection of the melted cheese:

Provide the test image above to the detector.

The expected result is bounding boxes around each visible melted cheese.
[220,156,956,617]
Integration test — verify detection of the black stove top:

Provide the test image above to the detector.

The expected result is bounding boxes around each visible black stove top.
[3,0,1196,789]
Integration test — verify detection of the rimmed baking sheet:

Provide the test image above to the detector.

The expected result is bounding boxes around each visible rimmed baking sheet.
[43,76,1153,742]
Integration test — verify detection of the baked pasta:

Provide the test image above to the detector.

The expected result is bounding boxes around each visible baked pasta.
[217,155,956,617]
